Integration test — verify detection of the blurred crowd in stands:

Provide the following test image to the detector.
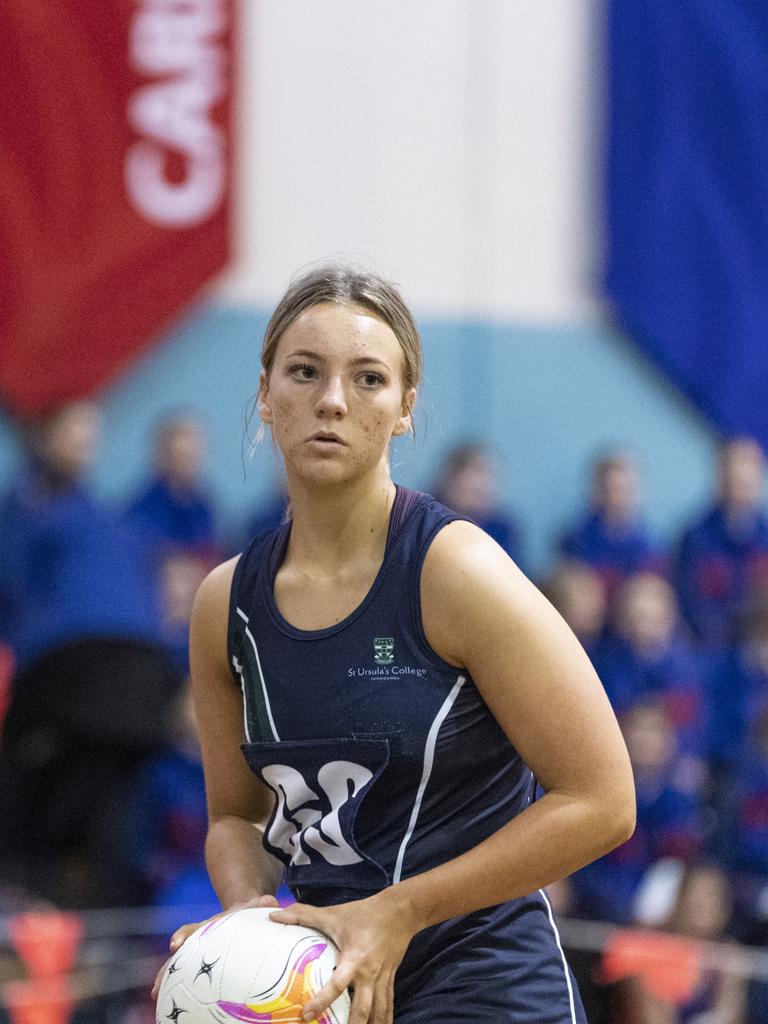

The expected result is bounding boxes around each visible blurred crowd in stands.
[3,402,768,1020]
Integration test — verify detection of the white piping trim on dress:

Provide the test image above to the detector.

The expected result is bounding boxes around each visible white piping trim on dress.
[231,654,252,743]
[392,674,466,884]
[237,607,281,741]
[539,888,578,1024]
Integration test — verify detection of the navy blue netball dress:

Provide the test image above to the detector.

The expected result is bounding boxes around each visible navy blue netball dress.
[228,486,587,1023]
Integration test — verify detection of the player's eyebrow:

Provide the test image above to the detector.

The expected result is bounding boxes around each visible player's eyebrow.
[284,349,391,369]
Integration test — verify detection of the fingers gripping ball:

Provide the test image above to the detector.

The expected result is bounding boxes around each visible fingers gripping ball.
[156,907,350,1024]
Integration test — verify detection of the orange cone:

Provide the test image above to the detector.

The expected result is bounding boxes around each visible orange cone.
[9,912,83,979]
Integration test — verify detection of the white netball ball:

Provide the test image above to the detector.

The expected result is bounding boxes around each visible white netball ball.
[156,907,349,1023]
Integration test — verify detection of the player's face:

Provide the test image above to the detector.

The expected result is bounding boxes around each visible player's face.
[258,302,415,486]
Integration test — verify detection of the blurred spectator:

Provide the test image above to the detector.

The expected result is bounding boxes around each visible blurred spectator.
[707,588,768,784]
[431,441,523,564]
[718,703,768,924]
[0,402,181,908]
[573,700,705,924]
[0,403,161,666]
[121,682,218,915]
[0,401,100,647]
[158,552,209,676]
[127,412,218,556]
[121,681,292,917]
[542,561,607,657]
[594,573,708,764]
[242,477,290,548]
[675,437,768,648]
[559,452,664,597]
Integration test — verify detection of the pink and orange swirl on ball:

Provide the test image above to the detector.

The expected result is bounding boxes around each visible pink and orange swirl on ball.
[218,940,338,1024]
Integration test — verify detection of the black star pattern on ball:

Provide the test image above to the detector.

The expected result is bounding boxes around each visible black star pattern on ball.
[194,957,220,983]
[167,959,180,975]
[166,997,187,1021]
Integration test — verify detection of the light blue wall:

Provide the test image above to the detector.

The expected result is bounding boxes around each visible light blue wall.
[0,303,718,573]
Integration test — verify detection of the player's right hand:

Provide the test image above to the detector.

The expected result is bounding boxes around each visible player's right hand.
[150,893,280,1000]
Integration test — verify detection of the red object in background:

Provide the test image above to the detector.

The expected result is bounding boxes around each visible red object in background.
[0,1,234,418]
[7,914,84,1024]
[10,912,84,978]
[602,928,702,1005]
[6,979,74,1024]
[0,642,14,733]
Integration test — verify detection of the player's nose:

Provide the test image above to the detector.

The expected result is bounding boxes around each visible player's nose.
[316,375,347,417]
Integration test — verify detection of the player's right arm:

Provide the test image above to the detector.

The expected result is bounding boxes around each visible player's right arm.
[152,559,282,1000]
[190,557,282,910]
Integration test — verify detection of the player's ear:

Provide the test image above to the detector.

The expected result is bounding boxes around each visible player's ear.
[392,387,417,437]
[257,370,273,425]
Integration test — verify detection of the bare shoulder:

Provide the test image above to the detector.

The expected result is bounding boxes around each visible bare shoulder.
[422,519,526,588]
[421,520,536,666]
[191,555,240,667]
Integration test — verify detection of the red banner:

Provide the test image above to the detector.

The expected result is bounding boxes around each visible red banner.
[0,1,234,418]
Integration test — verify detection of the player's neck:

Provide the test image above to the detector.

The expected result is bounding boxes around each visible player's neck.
[285,472,396,576]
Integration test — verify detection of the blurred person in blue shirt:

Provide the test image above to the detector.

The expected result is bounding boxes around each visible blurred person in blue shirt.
[127,411,219,557]
[121,681,292,915]
[542,561,607,659]
[560,452,664,597]
[157,552,210,677]
[707,590,768,784]
[0,401,181,907]
[573,699,705,924]
[0,402,161,667]
[719,704,768,914]
[594,572,708,766]
[431,441,523,566]
[675,437,768,648]
[240,475,290,551]
[121,681,218,915]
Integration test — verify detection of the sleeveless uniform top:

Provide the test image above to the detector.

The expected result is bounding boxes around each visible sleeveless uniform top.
[228,485,586,1023]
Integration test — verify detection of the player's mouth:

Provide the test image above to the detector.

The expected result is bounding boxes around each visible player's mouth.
[306,432,348,446]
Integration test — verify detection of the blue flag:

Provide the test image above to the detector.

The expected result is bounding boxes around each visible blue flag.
[605,0,768,444]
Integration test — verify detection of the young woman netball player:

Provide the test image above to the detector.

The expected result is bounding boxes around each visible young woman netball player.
[156,265,636,1023]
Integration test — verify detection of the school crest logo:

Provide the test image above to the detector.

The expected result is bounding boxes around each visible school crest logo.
[373,637,394,665]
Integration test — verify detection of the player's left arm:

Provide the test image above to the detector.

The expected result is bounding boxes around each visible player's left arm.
[273,521,635,1024]
[398,518,636,915]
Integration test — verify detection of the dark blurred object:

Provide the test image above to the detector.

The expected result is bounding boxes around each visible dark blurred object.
[0,638,180,908]
[675,438,768,649]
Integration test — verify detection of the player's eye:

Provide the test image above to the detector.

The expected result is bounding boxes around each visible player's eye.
[357,371,386,388]
[288,362,318,381]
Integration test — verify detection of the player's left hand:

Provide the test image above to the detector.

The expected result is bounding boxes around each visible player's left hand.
[270,891,417,1024]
